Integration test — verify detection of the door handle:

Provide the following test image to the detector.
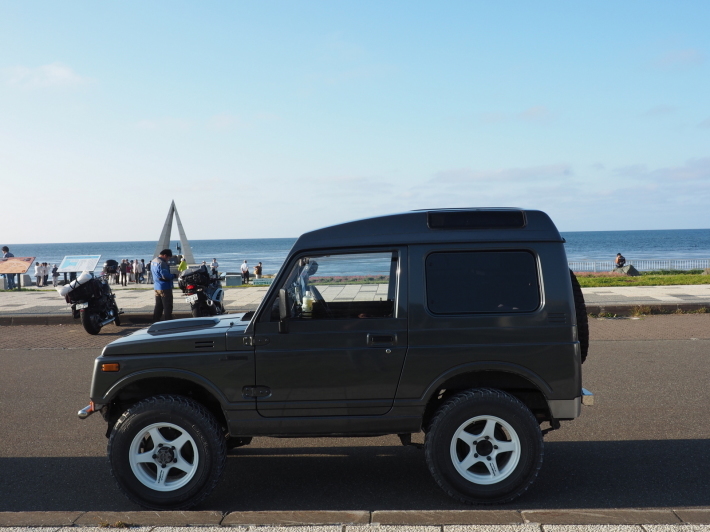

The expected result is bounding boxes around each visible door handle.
[367,333,396,346]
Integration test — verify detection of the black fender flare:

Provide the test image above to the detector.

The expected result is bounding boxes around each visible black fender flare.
[100,368,231,409]
[418,360,553,406]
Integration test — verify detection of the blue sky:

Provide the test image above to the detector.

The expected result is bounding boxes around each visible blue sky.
[1,1,709,243]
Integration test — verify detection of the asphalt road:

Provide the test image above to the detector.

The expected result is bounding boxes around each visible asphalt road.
[1,316,709,512]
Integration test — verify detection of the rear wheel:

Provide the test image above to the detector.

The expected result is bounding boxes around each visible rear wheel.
[569,270,589,363]
[425,388,543,504]
[108,395,226,509]
[81,310,102,335]
[191,305,208,318]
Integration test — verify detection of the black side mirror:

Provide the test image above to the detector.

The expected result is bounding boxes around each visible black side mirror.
[278,289,289,334]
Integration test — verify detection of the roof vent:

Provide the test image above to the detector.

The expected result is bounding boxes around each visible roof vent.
[428,210,526,230]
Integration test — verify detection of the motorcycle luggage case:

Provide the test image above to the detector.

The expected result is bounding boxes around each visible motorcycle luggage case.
[179,265,210,287]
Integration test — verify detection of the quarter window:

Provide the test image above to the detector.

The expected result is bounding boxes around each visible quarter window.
[426,251,539,314]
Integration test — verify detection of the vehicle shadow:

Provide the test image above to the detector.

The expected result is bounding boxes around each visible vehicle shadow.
[1,439,708,511]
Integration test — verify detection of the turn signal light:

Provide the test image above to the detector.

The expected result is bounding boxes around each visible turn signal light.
[101,363,120,372]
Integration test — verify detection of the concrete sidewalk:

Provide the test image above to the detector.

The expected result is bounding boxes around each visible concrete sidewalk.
[0,284,269,324]
[1,284,710,325]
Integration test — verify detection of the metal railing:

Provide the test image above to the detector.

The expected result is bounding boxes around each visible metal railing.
[568,259,710,272]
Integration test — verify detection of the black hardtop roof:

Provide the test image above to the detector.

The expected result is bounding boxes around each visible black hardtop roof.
[293,208,563,251]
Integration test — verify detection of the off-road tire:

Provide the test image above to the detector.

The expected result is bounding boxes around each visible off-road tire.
[425,388,543,504]
[113,303,121,327]
[569,270,589,363]
[107,394,227,510]
[81,310,102,335]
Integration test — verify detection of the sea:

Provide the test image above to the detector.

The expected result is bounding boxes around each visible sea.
[5,229,710,275]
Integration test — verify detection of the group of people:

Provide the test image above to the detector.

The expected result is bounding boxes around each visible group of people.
[239,259,263,284]
[113,259,148,286]
[190,258,263,285]
[33,262,59,287]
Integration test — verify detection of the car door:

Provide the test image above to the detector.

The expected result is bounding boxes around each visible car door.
[252,249,408,417]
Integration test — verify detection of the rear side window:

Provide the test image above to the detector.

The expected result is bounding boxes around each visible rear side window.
[426,251,540,314]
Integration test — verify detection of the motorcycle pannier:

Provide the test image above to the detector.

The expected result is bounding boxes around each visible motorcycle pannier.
[65,278,102,303]
[179,265,211,287]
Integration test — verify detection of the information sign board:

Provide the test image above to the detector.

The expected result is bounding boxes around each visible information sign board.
[0,257,35,274]
[58,255,102,273]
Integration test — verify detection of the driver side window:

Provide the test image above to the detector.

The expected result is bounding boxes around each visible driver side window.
[272,251,398,320]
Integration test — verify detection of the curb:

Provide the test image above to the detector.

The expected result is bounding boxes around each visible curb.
[1,509,709,527]
[2,303,710,326]
[586,302,710,316]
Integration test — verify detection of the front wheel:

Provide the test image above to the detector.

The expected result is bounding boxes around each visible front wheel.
[113,303,121,326]
[80,310,102,335]
[425,388,543,504]
[108,395,227,509]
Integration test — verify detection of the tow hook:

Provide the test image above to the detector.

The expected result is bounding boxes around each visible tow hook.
[78,402,96,420]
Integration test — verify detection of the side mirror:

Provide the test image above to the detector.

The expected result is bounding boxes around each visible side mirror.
[278,289,289,334]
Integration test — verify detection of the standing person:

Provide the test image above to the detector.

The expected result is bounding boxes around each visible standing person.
[1,246,16,289]
[42,262,49,286]
[614,253,626,269]
[140,259,147,283]
[133,259,143,284]
[127,260,134,283]
[151,249,175,322]
[178,257,188,275]
[119,259,128,286]
[241,260,250,285]
[210,258,219,276]
[51,264,59,287]
[34,262,42,287]
[254,262,263,279]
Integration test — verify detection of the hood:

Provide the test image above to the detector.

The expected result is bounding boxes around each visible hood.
[102,313,250,356]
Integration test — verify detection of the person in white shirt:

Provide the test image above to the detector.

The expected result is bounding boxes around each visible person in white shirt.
[211,258,219,276]
[133,259,143,283]
[34,262,43,287]
[241,260,250,285]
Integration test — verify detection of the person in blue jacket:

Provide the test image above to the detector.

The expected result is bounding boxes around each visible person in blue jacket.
[151,248,176,321]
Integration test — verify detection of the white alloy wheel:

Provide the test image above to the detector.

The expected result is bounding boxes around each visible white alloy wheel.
[450,415,521,485]
[128,422,200,492]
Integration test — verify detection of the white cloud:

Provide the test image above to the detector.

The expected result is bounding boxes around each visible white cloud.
[654,49,705,69]
[477,106,553,125]
[616,158,710,182]
[206,113,240,131]
[642,105,677,117]
[517,105,552,123]
[2,62,92,88]
[135,117,190,131]
[432,164,572,184]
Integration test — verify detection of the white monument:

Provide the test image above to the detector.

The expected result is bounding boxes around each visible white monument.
[154,200,196,264]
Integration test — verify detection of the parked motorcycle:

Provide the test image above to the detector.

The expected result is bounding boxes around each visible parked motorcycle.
[178,265,226,317]
[58,271,122,335]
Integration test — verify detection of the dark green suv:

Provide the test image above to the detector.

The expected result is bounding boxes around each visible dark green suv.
[79,208,592,509]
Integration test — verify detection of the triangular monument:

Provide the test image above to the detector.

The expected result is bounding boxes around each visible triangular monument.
[154,200,196,264]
